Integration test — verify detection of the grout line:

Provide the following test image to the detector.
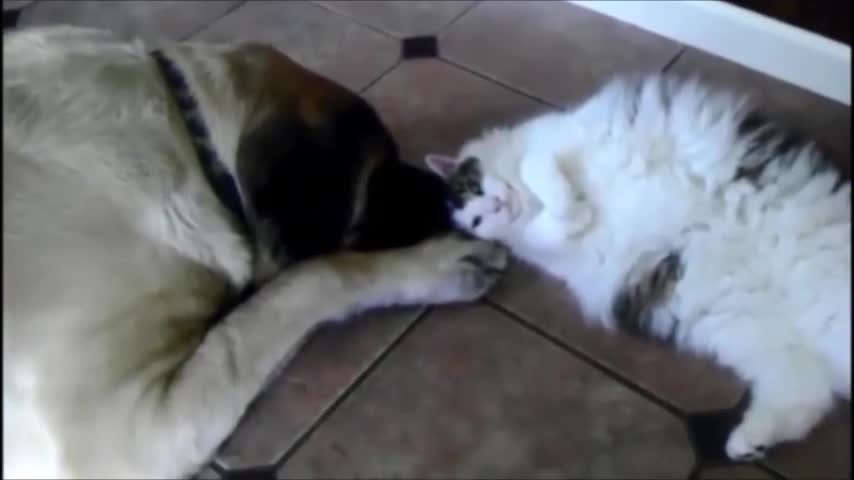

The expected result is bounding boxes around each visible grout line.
[436,0,481,35]
[272,306,432,470]
[485,299,791,472]
[180,0,247,41]
[437,56,560,110]
[310,0,401,39]
[312,0,482,40]
[359,57,402,94]
[662,46,688,73]
[481,300,737,471]
[756,461,789,480]
[208,461,227,476]
[484,298,687,418]
[686,463,701,480]
[483,299,736,470]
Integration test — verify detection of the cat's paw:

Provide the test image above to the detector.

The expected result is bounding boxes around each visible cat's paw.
[546,190,587,220]
[612,251,683,335]
[725,402,824,462]
[394,235,509,305]
[565,202,594,233]
[524,213,574,250]
[725,413,775,461]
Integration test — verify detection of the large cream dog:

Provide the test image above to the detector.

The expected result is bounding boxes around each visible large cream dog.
[3,26,506,478]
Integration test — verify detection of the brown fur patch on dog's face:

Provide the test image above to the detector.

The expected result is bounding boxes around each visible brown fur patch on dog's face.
[229,45,454,278]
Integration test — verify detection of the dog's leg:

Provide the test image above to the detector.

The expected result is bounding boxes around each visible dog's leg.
[117,235,505,478]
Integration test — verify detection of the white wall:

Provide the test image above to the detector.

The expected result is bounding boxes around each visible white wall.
[571,0,851,105]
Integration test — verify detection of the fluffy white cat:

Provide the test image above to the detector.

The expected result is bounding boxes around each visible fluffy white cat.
[426,74,850,461]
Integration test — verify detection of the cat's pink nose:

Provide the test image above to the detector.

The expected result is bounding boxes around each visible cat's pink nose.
[492,197,503,213]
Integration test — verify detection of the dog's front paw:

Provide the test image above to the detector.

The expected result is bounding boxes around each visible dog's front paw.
[397,235,508,305]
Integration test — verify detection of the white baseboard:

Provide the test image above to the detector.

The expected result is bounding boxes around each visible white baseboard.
[3,1,35,11]
[570,0,851,105]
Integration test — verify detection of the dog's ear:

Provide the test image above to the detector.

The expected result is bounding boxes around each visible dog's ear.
[235,114,303,213]
[233,43,448,263]
[234,113,299,256]
[236,105,377,266]
[231,43,365,262]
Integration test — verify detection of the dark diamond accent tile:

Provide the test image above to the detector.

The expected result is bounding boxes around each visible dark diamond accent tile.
[214,307,423,470]
[441,1,682,106]
[193,1,399,93]
[363,59,552,166]
[402,35,439,60]
[669,48,851,175]
[761,404,851,480]
[699,464,774,479]
[314,0,476,37]
[277,304,695,479]
[17,0,241,43]
[489,262,746,413]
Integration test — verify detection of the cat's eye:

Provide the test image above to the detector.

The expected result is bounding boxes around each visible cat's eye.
[471,216,482,228]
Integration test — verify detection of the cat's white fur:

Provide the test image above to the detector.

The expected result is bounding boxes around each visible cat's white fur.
[3,26,507,479]
[429,75,850,460]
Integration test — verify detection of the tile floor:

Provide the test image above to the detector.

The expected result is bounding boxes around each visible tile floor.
[5,1,851,479]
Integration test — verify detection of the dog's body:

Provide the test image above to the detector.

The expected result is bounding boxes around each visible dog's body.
[3,26,505,478]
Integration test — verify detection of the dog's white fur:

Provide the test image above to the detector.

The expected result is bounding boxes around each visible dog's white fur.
[429,75,850,460]
[3,26,506,478]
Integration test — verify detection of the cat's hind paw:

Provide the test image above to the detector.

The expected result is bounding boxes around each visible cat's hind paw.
[726,425,770,461]
[725,400,826,462]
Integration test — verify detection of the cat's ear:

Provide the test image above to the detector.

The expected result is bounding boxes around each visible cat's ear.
[424,153,458,178]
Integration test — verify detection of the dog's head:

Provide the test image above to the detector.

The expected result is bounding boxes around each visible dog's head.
[228,45,453,278]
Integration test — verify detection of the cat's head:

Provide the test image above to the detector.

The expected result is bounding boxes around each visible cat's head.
[425,131,528,242]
